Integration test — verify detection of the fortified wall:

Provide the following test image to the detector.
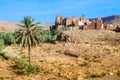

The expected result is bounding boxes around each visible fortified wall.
[50,14,120,31]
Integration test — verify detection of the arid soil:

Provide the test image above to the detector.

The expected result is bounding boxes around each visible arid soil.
[0,21,19,32]
[0,21,50,32]
[0,30,120,80]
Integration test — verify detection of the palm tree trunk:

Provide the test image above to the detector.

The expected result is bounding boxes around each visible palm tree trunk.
[28,44,31,65]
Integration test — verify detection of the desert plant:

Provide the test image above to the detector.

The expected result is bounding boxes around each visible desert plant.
[15,59,39,75]
[27,64,39,73]
[53,27,70,35]
[0,39,4,51]
[0,39,5,60]
[38,27,70,42]
[14,16,41,65]
[0,46,20,60]
[0,32,14,45]
[39,30,57,42]
[16,59,29,70]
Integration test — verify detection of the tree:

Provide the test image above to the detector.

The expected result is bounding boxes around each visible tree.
[14,16,41,65]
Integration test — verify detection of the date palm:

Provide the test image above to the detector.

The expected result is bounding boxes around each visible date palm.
[14,16,41,65]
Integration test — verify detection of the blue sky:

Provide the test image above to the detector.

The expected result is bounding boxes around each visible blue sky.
[0,0,120,23]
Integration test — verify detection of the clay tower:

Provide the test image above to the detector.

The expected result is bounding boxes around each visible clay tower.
[96,17,103,29]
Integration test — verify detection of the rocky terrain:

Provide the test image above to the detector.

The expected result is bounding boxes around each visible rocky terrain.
[90,15,120,26]
[0,30,120,80]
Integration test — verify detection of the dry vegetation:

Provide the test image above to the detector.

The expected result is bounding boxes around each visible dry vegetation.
[0,30,120,80]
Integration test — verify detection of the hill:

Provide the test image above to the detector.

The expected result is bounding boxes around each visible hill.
[0,21,19,32]
[0,21,51,32]
[90,15,120,26]
[102,15,120,25]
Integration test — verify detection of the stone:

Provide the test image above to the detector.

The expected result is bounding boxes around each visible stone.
[77,76,84,80]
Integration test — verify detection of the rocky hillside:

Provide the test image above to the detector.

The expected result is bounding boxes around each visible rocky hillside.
[90,15,120,26]
[59,30,120,44]
[102,15,120,24]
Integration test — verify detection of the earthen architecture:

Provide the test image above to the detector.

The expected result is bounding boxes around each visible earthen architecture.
[50,14,120,31]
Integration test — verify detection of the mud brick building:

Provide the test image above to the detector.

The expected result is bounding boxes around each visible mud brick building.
[51,14,119,31]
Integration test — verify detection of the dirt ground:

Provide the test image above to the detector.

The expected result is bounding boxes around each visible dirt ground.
[0,30,120,80]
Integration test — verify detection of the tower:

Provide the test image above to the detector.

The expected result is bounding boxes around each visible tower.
[96,17,103,29]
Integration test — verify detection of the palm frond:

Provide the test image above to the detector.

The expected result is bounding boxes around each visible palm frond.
[14,16,41,48]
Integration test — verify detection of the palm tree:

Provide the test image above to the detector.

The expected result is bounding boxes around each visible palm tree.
[14,16,41,65]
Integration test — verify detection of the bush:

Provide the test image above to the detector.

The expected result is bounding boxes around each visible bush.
[15,59,39,75]
[38,27,70,43]
[38,30,57,42]
[0,46,21,60]
[0,39,4,51]
[0,39,5,59]
[0,32,14,45]
[54,27,70,35]
[16,59,29,70]
[27,65,39,73]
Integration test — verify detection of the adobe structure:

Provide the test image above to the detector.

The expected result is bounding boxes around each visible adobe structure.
[50,14,120,32]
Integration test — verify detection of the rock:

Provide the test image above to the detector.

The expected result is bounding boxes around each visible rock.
[64,49,80,58]
[109,72,114,76]
[77,57,88,66]
[77,76,84,80]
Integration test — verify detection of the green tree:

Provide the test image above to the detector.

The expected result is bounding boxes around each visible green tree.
[14,16,41,65]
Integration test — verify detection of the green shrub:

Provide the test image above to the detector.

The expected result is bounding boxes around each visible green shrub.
[0,32,14,45]
[14,59,39,75]
[38,27,70,43]
[39,30,57,42]
[54,27,70,35]
[0,39,4,51]
[27,65,39,73]
[16,59,29,70]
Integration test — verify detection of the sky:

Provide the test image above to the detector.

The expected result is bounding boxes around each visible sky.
[0,0,120,23]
